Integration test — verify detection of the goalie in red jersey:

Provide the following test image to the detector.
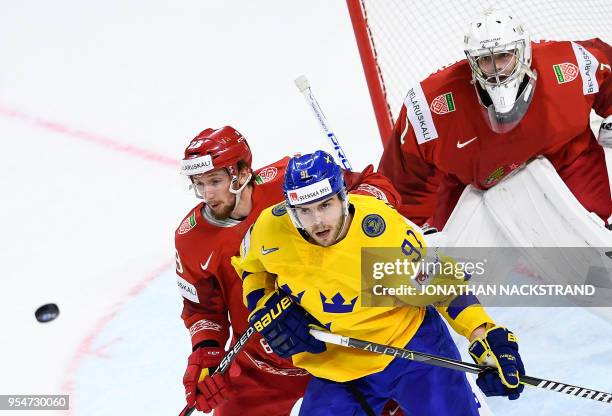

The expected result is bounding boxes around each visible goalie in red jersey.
[175,125,402,415]
[378,9,612,230]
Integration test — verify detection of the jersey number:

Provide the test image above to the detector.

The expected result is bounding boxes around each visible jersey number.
[260,338,273,354]
[175,248,184,274]
[401,229,423,262]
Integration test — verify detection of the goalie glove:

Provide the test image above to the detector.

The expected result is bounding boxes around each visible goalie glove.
[598,115,612,148]
[248,291,326,358]
[468,326,525,400]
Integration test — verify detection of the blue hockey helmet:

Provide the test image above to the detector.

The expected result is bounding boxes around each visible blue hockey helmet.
[282,150,348,229]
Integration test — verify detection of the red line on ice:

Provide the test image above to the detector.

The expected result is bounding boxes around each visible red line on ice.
[0,105,177,167]
[61,261,173,416]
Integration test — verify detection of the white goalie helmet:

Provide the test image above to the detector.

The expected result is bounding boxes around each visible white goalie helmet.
[464,10,537,133]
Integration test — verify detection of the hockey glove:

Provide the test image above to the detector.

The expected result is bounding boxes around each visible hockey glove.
[182,346,233,413]
[468,326,525,400]
[248,291,326,358]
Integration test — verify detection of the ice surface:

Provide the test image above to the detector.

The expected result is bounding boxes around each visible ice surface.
[1,1,610,415]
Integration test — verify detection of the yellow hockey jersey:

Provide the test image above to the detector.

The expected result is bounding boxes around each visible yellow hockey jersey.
[233,194,493,381]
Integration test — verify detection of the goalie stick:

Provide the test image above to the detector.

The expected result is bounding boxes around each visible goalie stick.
[310,329,612,406]
[294,75,353,171]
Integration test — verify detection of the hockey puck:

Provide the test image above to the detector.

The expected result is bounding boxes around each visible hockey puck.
[35,303,60,323]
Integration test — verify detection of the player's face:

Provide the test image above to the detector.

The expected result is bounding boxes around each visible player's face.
[191,169,235,219]
[477,51,517,80]
[294,196,344,247]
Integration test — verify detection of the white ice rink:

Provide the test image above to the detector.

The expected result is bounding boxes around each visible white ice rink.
[1,1,611,415]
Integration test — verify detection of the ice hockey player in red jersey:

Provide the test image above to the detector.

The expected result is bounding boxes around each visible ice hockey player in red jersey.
[378,10,612,229]
[175,125,402,415]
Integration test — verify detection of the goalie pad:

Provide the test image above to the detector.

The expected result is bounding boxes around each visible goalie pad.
[443,156,611,245]
[439,157,612,319]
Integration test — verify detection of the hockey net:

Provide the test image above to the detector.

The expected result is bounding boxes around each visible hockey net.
[347,0,612,144]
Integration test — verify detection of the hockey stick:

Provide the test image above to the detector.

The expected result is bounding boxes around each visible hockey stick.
[295,77,404,415]
[310,329,612,405]
[181,78,349,414]
[179,326,256,416]
[294,75,353,171]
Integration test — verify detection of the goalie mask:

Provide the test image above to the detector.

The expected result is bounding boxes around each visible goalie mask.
[464,10,537,133]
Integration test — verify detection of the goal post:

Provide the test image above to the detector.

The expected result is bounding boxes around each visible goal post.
[347,0,395,145]
[347,0,612,146]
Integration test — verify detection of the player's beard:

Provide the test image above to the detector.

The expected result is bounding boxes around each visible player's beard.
[207,196,235,220]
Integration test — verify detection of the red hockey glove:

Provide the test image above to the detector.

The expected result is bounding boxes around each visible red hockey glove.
[183,346,232,413]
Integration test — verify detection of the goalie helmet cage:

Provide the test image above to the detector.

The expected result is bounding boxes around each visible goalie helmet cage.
[346,0,612,146]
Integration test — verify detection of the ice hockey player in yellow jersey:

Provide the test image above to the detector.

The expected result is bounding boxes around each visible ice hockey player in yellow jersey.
[233,150,525,415]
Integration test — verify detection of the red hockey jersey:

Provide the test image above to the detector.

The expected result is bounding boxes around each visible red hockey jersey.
[379,39,612,228]
[174,157,401,374]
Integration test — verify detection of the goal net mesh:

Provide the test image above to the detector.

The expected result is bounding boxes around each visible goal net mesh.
[351,0,611,135]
